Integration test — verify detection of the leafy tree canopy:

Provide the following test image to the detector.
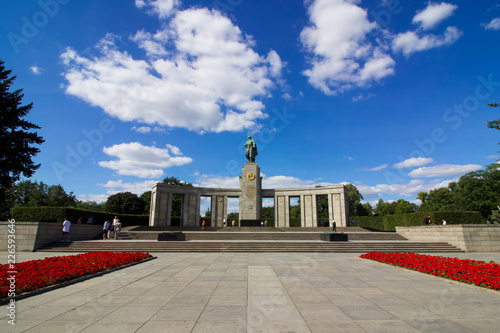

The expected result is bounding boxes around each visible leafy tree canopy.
[417,163,500,218]
[106,191,145,215]
[7,180,77,211]
[0,60,44,217]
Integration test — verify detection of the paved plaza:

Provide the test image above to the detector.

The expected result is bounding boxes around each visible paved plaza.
[2,251,500,333]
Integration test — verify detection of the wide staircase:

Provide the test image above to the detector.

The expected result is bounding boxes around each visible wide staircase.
[37,227,464,253]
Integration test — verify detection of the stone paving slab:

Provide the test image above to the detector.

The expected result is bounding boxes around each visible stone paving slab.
[1,252,500,332]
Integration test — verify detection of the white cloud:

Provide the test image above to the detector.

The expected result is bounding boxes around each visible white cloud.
[98,142,192,178]
[412,2,458,30]
[359,164,388,172]
[482,18,500,31]
[356,178,455,199]
[132,126,151,133]
[393,157,434,169]
[130,30,168,56]
[30,66,44,75]
[135,0,181,19]
[98,179,159,195]
[352,93,375,102]
[393,26,462,56]
[77,194,108,203]
[300,0,395,95]
[408,164,481,178]
[343,155,355,161]
[61,7,281,133]
[193,174,332,190]
[487,154,500,160]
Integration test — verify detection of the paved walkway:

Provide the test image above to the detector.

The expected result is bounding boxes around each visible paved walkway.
[2,252,500,333]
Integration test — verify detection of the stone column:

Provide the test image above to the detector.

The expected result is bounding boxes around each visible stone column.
[239,163,262,226]
[149,186,158,226]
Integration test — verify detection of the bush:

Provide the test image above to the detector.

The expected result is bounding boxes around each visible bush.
[351,211,482,232]
[351,216,384,231]
[11,207,149,226]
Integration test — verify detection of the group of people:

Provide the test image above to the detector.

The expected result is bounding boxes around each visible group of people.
[61,216,123,242]
[424,216,447,225]
[103,216,122,240]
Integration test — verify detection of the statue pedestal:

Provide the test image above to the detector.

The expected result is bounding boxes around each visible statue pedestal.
[239,163,262,226]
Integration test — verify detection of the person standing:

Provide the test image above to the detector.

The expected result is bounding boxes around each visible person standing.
[114,218,122,240]
[223,218,226,227]
[103,220,110,240]
[442,219,447,225]
[202,220,205,231]
[62,218,71,242]
[423,216,431,225]
[332,220,337,232]
[232,220,235,227]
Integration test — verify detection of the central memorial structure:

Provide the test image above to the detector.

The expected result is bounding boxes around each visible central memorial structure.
[150,136,349,227]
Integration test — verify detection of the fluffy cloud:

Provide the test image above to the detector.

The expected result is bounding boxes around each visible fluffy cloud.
[356,178,455,199]
[61,7,283,133]
[135,0,181,18]
[482,18,500,31]
[300,0,395,95]
[98,142,192,178]
[98,179,159,195]
[393,3,461,56]
[393,157,434,169]
[408,164,481,178]
[412,2,458,30]
[194,174,331,189]
[393,26,462,56]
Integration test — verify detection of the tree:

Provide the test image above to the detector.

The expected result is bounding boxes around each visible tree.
[452,163,500,218]
[393,199,417,214]
[357,202,373,216]
[106,192,145,215]
[0,60,44,217]
[346,184,364,216]
[262,206,274,221]
[140,191,151,214]
[76,200,106,212]
[6,180,77,213]
[418,187,456,212]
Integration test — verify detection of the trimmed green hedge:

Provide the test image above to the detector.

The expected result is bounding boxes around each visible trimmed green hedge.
[352,211,482,232]
[11,207,149,227]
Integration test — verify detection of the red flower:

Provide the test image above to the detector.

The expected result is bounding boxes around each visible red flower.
[0,252,152,298]
[360,252,500,291]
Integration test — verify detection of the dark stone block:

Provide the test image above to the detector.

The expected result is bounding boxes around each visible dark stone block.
[158,232,185,241]
[321,233,348,241]
[240,219,262,227]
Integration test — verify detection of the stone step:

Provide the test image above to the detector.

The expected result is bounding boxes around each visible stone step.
[117,231,407,241]
[37,241,463,253]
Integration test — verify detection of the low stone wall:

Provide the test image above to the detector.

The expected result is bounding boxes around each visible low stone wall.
[396,224,500,252]
[0,221,102,252]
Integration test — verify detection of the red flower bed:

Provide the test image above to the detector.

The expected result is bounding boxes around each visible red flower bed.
[0,252,152,298]
[361,252,500,291]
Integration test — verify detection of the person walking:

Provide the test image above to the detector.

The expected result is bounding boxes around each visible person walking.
[332,220,337,232]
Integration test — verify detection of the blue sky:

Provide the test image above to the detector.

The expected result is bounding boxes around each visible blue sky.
[1,0,500,211]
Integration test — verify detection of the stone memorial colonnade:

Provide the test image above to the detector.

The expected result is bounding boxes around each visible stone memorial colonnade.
[149,182,349,228]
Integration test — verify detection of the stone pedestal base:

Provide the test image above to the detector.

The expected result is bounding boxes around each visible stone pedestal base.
[240,219,262,227]
[321,233,348,241]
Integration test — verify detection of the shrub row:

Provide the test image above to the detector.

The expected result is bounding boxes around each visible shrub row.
[11,207,149,227]
[352,211,482,232]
